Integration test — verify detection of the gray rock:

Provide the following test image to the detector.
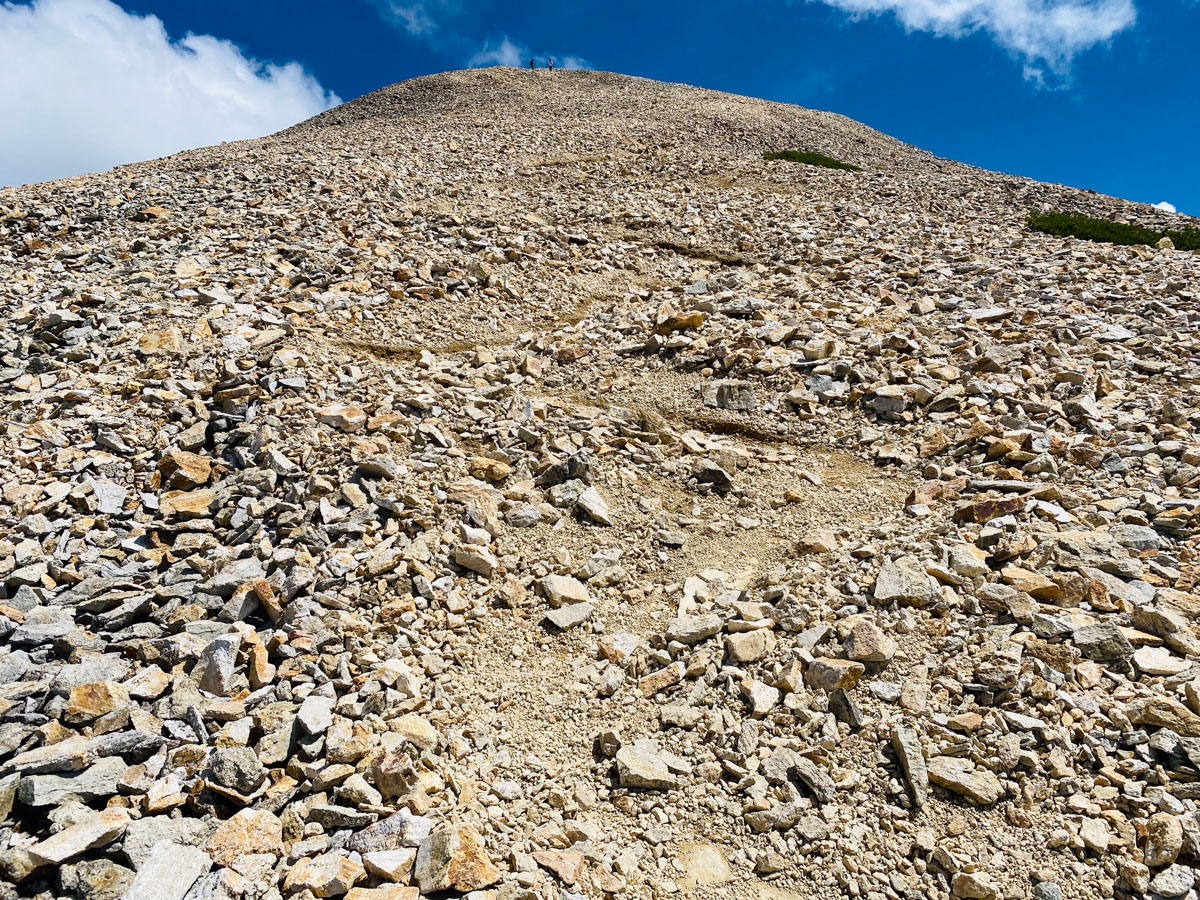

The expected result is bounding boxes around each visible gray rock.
[726,630,776,663]
[616,740,677,790]
[539,574,590,607]
[207,747,265,794]
[453,544,498,578]
[1054,531,1143,580]
[796,816,831,842]
[181,871,240,900]
[346,809,433,853]
[695,459,733,494]
[1150,864,1195,898]
[654,529,688,547]
[745,802,804,834]
[926,756,1004,805]
[1110,524,1162,551]
[18,756,126,807]
[202,558,266,597]
[665,614,723,645]
[761,747,801,785]
[507,503,542,527]
[6,561,48,588]
[545,603,595,630]
[308,804,377,828]
[806,374,849,400]
[413,825,500,893]
[10,606,76,645]
[1178,810,1200,861]
[296,694,335,735]
[874,556,938,606]
[357,454,399,479]
[547,478,586,508]
[701,379,756,411]
[122,841,211,900]
[1073,622,1134,662]
[576,486,612,525]
[845,619,897,663]
[87,477,128,515]
[52,657,133,692]
[27,808,129,866]
[0,773,18,822]
[660,704,702,729]
[192,634,240,695]
[122,816,213,870]
[828,688,864,728]
[792,757,836,803]
[891,724,928,808]
[58,857,134,900]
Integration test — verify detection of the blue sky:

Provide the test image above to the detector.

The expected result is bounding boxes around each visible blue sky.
[0,0,1197,215]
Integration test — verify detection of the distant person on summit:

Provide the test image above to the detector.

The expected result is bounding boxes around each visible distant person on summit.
[547,58,554,71]
[529,58,535,71]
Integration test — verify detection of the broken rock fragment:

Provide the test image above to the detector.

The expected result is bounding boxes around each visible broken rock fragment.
[616,740,678,790]
[413,825,500,893]
[927,756,1004,805]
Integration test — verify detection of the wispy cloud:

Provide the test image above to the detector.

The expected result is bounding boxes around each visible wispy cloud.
[556,56,592,70]
[368,0,460,36]
[469,36,526,67]
[0,0,339,187]
[1153,201,1177,213]
[468,35,590,69]
[364,1,589,70]
[803,0,1136,80]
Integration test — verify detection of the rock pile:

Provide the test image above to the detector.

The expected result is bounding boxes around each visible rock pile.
[1,66,1199,900]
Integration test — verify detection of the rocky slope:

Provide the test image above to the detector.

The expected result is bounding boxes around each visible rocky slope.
[2,67,1200,900]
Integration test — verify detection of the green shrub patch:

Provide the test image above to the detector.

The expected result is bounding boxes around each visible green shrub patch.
[763,150,860,172]
[1027,210,1200,251]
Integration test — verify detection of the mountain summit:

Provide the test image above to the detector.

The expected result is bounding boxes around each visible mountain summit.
[1,68,1199,900]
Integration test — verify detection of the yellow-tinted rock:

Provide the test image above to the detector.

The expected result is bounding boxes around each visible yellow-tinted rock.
[64,681,130,724]
[206,809,283,866]
[158,448,212,489]
[677,842,731,889]
[284,853,365,898]
[138,328,183,355]
[390,714,438,751]
[318,404,367,432]
[414,825,500,893]
[346,889,420,900]
[468,456,513,483]
[160,489,216,521]
[805,658,865,692]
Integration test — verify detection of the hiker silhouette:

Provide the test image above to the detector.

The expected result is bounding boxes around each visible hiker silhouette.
[548,58,554,71]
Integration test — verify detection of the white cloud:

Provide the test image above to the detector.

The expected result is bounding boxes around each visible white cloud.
[1153,201,1177,213]
[469,36,526,68]
[557,56,592,71]
[805,0,1136,76]
[468,36,591,70]
[0,0,340,187]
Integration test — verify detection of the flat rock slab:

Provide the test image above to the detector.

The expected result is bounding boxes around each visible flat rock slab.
[616,741,678,790]
[927,756,1004,805]
[122,841,211,900]
[28,808,129,867]
[891,724,929,809]
[677,842,732,889]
